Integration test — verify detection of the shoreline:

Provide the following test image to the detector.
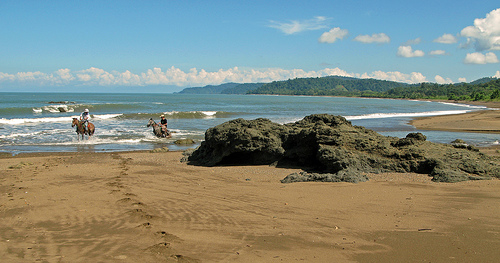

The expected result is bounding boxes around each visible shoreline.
[410,109,500,134]
[2,97,500,156]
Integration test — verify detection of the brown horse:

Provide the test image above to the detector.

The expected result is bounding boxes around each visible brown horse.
[72,118,95,140]
[147,118,171,138]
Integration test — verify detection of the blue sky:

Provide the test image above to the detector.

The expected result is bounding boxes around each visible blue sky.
[1,0,499,92]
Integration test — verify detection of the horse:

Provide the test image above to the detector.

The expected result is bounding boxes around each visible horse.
[147,118,171,138]
[72,118,95,140]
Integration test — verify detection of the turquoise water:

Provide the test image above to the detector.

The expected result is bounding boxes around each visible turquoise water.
[0,92,497,154]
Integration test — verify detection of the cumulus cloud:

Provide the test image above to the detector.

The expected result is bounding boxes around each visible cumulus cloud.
[429,50,447,56]
[458,77,467,83]
[0,66,441,89]
[0,67,353,87]
[464,52,499,64]
[495,71,500,78]
[397,46,425,57]
[318,27,349,43]
[353,33,390,43]
[433,33,458,44]
[357,71,427,84]
[460,8,500,51]
[435,75,453,84]
[403,38,422,46]
[268,16,329,35]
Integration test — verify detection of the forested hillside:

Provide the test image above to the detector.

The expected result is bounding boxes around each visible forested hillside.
[175,76,500,103]
[385,78,500,101]
[177,83,240,94]
[221,83,265,94]
[248,76,412,96]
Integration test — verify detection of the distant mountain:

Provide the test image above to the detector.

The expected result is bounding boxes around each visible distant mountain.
[249,76,412,96]
[175,75,499,99]
[177,82,265,94]
[177,83,240,94]
[469,77,497,85]
[221,83,265,94]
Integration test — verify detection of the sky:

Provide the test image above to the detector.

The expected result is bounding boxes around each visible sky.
[0,0,499,93]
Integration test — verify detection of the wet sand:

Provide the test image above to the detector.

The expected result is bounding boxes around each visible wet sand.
[1,150,500,262]
[411,109,500,134]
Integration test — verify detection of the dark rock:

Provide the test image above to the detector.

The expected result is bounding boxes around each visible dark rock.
[187,118,288,166]
[187,114,500,183]
[451,139,466,144]
[174,139,196,145]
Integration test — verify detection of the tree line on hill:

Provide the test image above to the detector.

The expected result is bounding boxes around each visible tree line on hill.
[176,76,500,102]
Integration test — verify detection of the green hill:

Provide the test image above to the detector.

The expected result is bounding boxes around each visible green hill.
[221,83,265,94]
[385,78,500,101]
[177,83,240,94]
[174,76,500,103]
[249,76,413,96]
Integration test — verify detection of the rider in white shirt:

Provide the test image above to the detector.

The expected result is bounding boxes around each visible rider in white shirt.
[80,109,91,130]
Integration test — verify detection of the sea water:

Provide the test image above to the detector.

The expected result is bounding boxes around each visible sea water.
[0,92,498,154]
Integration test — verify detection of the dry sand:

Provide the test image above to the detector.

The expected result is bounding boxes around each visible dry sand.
[1,149,500,262]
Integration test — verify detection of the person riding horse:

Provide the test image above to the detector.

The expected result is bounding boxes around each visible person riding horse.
[159,115,168,137]
[80,109,91,132]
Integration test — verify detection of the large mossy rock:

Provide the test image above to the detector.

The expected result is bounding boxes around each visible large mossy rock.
[187,114,500,183]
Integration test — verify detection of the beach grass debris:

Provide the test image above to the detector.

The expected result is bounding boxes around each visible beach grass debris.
[150,147,169,153]
[8,162,34,169]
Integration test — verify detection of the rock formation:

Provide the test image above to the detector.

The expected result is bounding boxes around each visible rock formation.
[187,114,500,183]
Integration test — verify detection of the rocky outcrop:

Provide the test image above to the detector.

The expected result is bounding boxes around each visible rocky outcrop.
[187,114,500,183]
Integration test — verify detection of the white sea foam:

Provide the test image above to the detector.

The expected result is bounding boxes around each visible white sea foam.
[437,102,487,109]
[162,110,221,118]
[93,114,123,119]
[344,110,470,120]
[202,111,217,116]
[0,117,74,125]
[0,114,122,125]
[41,104,75,113]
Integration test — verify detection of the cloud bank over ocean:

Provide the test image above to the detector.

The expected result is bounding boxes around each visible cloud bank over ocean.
[0,67,426,88]
[1,67,499,91]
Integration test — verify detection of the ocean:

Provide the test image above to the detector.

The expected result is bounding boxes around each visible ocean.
[0,92,498,154]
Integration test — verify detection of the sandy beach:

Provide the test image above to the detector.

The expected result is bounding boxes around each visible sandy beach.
[2,106,500,262]
[1,147,500,262]
[411,109,500,134]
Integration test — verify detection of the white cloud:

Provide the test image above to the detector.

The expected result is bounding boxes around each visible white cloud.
[0,67,355,88]
[0,66,440,89]
[494,71,500,78]
[433,33,458,44]
[403,38,422,46]
[0,72,15,82]
[353,33,390,43]
[464,52,499,64]
[268,16,328,35]
[318,27,349,43]
[429,50,447,56]
[458,77,467,83]
[460,8,500,51]
[357,71,427,83]
[397,46,425,57]
[435,75,453,84]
